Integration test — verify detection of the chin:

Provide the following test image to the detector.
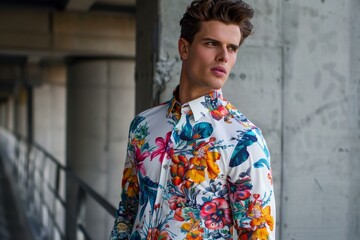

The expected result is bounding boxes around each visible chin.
[209,79,226,89]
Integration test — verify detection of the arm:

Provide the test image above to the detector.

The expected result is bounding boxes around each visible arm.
[227,129,276,239]
[110,137,139,240]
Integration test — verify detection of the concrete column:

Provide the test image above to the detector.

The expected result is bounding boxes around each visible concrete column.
[33,64,67,238]
[135,0,159,113]
[6,97,14,132]
[33,64,67,163]
[17,85,27,138]
[66,59,135,239]
[0,102,6,127]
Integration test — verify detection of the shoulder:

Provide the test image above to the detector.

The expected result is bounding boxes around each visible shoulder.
[226,119,269,169]
[137,100,170,119]
[221,101,269,156]
[219,100,260,134]
[128,100,170,132]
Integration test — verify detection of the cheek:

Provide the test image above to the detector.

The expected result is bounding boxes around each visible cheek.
[189,51,209,69]
[192,46,212,61]
[229,54,237,68]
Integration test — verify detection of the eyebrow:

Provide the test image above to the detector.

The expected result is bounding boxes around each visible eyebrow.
[201,38,240,49]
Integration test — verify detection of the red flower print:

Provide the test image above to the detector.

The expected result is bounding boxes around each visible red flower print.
[168,195,186,221]
[210,105,229,121]
[134,145,150,175]
[146,228,171,240]
[200,198,232,230]
[151,132,172,163]
[228,176,252,202]
[170,155,193,188]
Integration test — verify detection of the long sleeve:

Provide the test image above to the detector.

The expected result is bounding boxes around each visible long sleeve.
[110,136,140,240]
[227,128,276,240]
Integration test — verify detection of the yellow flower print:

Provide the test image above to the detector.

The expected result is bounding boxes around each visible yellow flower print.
[121,167,139,197]
[250,205,274,231]
[252,227,270,240]
[247,202,274,240]
[181,212,203,240]
[186,166,206,184]
[187,141,221,183]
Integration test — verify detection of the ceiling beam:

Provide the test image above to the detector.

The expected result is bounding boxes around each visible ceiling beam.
[66,0,97,11]
[0,8,136,57]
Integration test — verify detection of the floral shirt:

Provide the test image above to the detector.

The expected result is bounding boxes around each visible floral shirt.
[110,89,275,240]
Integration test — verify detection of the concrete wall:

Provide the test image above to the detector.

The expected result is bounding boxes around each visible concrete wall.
[135,0,360,239]
[282,0,360,239]
[349,0,360,237]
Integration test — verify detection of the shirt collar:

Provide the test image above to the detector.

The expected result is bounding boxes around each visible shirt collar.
[167,86,225,122]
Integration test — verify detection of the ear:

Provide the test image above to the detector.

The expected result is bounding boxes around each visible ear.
[178,38,189,60]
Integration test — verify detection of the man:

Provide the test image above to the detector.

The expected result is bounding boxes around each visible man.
[110,0,275,239]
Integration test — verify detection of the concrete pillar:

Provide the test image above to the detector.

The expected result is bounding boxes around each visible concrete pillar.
[66,59,135,239]
[33,64,67,163]
[6,97,14,132]
[0,102,6,127]
[17,85,27,138]
[33,64,67,238]
[135,0,159,113]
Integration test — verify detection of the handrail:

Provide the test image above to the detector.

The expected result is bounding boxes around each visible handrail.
[0,128,117,240]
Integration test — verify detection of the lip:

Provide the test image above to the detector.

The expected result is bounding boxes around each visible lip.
[210,66,227,77]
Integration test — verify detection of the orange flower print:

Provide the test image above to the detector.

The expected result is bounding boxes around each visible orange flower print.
[168,195,186,221]
[252,227,271,240]
[186,229,203,240]
[187,139,221,183]
[181,212,203,240]
[245,194,274,240]
[121,168,139,197]
[249,204,274,231]
[146,228,171,240]
[170,155,193,188]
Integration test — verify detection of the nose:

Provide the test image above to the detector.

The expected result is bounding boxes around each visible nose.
[216,46,228,63]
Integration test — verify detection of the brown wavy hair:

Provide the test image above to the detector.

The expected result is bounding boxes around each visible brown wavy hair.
[180,0,254,45]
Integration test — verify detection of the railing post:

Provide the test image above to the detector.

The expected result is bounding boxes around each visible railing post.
[1,129,117,240]
[65,171,78,240]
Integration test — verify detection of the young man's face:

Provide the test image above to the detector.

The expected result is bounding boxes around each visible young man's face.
[179,20,241,95]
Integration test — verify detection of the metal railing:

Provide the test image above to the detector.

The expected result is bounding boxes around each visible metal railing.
[0,127,117,240]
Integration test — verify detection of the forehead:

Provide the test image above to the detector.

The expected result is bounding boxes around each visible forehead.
[195,20,241,44]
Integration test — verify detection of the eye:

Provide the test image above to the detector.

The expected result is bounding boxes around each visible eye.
[205,41,217,47]
[228,46,239,52]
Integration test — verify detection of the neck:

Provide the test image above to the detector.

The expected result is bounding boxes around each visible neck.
[178,71,215,104]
